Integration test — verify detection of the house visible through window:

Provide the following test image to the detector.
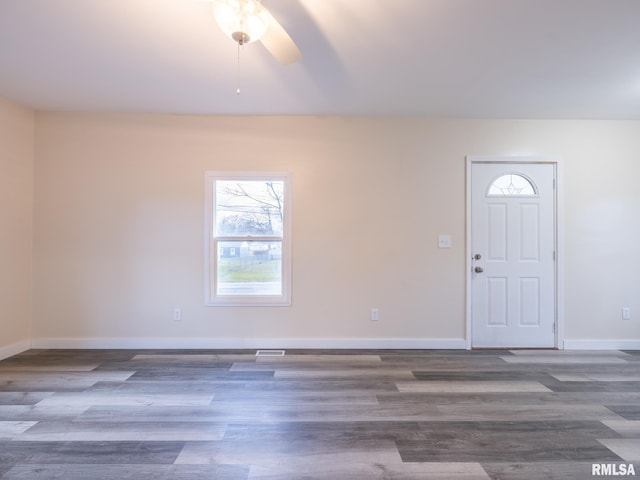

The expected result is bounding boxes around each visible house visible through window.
[205,172,291,305]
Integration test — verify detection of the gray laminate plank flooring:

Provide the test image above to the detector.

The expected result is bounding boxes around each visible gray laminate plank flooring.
[0,349,638,479]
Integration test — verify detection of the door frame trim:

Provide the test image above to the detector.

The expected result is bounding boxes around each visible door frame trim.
[465,156,564,350]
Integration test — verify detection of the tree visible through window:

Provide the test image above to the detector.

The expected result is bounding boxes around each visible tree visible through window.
[205,172,291,305]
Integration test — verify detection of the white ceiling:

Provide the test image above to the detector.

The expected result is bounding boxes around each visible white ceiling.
[1,0,640,118]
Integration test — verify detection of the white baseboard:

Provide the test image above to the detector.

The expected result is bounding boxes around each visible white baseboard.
[563,339,640,350]
[30,337,468,350]
[20,337,640,351]
[0,339,31,361]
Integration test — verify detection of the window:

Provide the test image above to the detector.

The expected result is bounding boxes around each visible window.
[205,172,291,305]
[487,173,537,197]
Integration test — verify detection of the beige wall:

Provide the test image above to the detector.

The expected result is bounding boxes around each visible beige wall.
[30,113,640,348]
[0,97,34,357]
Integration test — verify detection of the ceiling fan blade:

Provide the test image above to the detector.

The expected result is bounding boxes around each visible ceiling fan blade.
[260,8,302,65]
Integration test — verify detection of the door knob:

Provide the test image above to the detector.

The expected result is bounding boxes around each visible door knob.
[474,266,484,273]
[474,254,482,260]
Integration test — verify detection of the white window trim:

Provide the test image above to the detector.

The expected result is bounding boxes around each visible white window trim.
[204,171,292,306]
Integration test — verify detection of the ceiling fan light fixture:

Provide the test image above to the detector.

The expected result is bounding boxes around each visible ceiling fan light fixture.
[213,0,270,45]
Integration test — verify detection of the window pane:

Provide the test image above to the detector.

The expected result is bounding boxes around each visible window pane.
[487,174,536,196]
[205,171,291,306]
[216,180,284,236]
[216,240,282,296]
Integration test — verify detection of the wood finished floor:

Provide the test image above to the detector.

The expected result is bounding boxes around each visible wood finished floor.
[0,349,639,479]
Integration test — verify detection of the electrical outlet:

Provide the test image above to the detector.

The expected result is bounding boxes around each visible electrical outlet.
[622,307,631,320]
[173,308,182,322]
[371,308,379,321]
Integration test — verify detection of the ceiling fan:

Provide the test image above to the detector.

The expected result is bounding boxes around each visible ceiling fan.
[196,0,303,65]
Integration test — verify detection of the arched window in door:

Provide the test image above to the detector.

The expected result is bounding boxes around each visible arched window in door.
[487,173,537,197]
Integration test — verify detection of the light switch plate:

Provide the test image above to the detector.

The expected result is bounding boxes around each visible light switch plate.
[438,234,452,248]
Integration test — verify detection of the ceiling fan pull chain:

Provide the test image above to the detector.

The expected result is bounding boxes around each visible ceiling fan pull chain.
[236,41,241,95]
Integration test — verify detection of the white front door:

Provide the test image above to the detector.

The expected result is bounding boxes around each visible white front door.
[470,162,556,348]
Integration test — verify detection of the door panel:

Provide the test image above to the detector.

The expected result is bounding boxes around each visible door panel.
[520,204,539,260]
[471,163,556,348]
[487,204,507,260]
[520,277,540,326]
[487,277,507,326]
